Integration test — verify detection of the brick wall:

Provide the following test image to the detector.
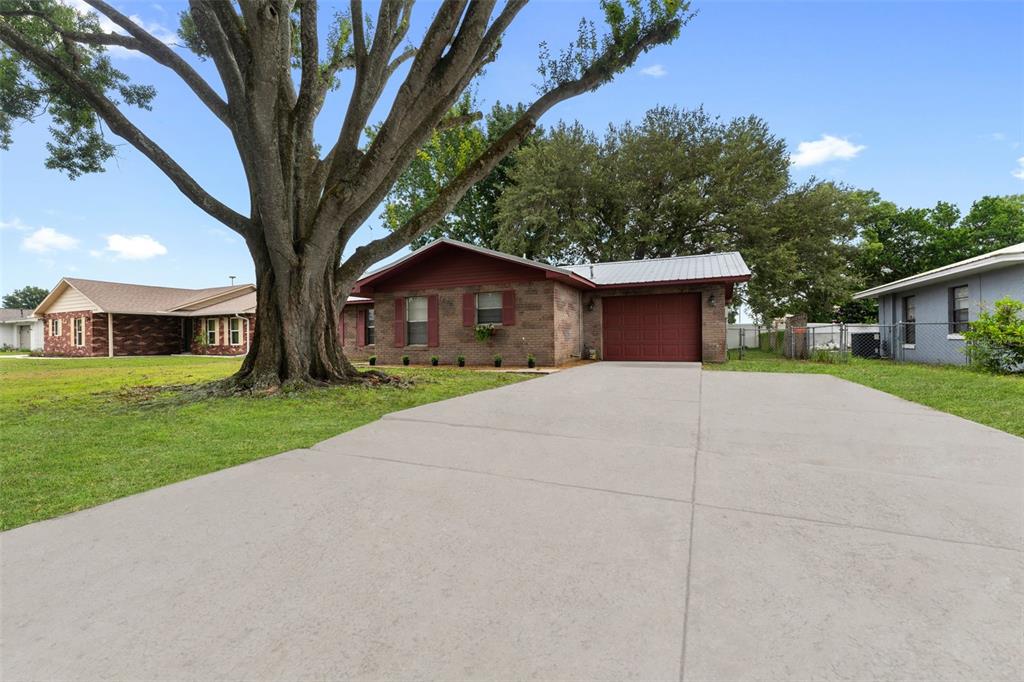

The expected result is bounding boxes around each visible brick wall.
[369,281,557,366]
[110,314,183,356]
[340,304,374,362]
[189,315,255,355]
[552,283,582,364]
[581,283,728,363]
[43,311,95,356]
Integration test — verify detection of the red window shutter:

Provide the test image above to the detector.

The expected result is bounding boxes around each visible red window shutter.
[502,290,516,326]
[393,298,406,347]
[427,295,440,347]
[356,309,366,347]
[463,292,475,326]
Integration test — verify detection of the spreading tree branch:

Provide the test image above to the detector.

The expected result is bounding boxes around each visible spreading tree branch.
[335,11,682,285]
[80,0,230,126]
[0,19,250,234]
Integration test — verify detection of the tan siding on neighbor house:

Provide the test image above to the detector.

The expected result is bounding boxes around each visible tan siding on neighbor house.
[47,286,101,313]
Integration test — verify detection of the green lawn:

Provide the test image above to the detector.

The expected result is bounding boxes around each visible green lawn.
[708,350,1024,438]
[0,356,531,530]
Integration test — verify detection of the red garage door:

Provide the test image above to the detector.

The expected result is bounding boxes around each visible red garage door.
[602,293,702,361]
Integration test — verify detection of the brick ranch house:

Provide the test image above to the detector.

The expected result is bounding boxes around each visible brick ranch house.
[342,239,751,365]
[34,278,259,357]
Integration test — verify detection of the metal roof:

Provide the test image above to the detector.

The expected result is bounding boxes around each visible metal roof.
[358,238,750,289]
[853,241,1024,299]
[564,251,750,285]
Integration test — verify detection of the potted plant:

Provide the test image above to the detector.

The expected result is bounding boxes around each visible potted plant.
[402,355,410,366]
[368,355,376,366]
[474,323,496,342]
[493,354,502,368]
[430,355,439,366]
[456,355,465,367]
[527,353,536,368]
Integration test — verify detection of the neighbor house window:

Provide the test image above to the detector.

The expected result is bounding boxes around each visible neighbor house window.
[50,318,61,337]
[229,318,242,346]
[949,285,969,334]
[205,318,218,345]
[72,317,85,347]
[365,307,375,345]
[406,296,428,345]
[902,295,916,346]
[476,292,503,324]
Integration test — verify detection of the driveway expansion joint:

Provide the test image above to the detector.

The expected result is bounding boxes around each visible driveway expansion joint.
[678,367,703,682]
[691,501,1022,553]
[318,448,693,504]
[375,415,699,452]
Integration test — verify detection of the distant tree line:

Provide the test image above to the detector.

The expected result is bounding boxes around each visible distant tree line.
[384,103,1024,323]
[2,286,48,310]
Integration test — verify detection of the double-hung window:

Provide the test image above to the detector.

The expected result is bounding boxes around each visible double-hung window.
[229,318,242,346]
[949,285,969,334]
[406,296,428,345]
[72,317,85,347]
[902,295,916,346]
[475,292,503,324]
[206,318,218,345]
[365,308,375,345]
[50,318,61,337]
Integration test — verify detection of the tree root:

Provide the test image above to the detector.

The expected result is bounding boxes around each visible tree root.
[175,367,412,399]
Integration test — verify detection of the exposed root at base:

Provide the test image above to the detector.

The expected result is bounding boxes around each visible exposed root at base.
[181,369,412,399]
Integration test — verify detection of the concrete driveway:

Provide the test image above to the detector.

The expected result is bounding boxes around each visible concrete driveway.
[2,363,1021,680]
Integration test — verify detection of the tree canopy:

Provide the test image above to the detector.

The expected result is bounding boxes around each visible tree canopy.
[2,285,49,309]
[1,0,689,388]
[385,103,1024,324]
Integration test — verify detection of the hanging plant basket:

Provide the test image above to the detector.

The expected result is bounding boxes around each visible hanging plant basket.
[474,323,496,342]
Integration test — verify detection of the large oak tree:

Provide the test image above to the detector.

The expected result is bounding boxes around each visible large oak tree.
[0,0,687,388]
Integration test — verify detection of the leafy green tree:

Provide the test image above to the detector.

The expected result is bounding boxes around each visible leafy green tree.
[1,0,689,389]
[492,121,611,261]
[382,99,543,250]
[2,285,48,309]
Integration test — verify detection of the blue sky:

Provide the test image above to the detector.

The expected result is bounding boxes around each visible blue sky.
[2,0,1023,294]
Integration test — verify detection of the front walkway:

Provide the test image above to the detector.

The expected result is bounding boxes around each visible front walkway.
[2,363,1021,680]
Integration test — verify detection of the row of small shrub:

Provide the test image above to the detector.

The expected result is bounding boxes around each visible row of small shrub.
[368,353,536,368]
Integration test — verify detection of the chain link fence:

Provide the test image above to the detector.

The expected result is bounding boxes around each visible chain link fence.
[728,322,971,366]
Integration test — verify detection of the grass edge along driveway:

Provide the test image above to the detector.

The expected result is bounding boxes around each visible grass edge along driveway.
[706,350,1024,438]
[0,356,531,531]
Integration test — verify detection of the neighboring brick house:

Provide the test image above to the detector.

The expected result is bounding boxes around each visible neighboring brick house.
[344,239,751,366]
[34,278,257,357]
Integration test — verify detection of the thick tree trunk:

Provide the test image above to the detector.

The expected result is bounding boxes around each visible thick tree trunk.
[232,236,360,390]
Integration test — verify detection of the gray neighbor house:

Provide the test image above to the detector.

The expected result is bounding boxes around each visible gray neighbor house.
[853,242,1023,365]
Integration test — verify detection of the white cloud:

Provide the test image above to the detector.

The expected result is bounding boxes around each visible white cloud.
[640,64,667,78]
[0,217,30,231]
[63,1,176,57]
[104,234,168,260]
[1012,156,1024,181]
[790,135,865,167]
[22,227,79,254]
